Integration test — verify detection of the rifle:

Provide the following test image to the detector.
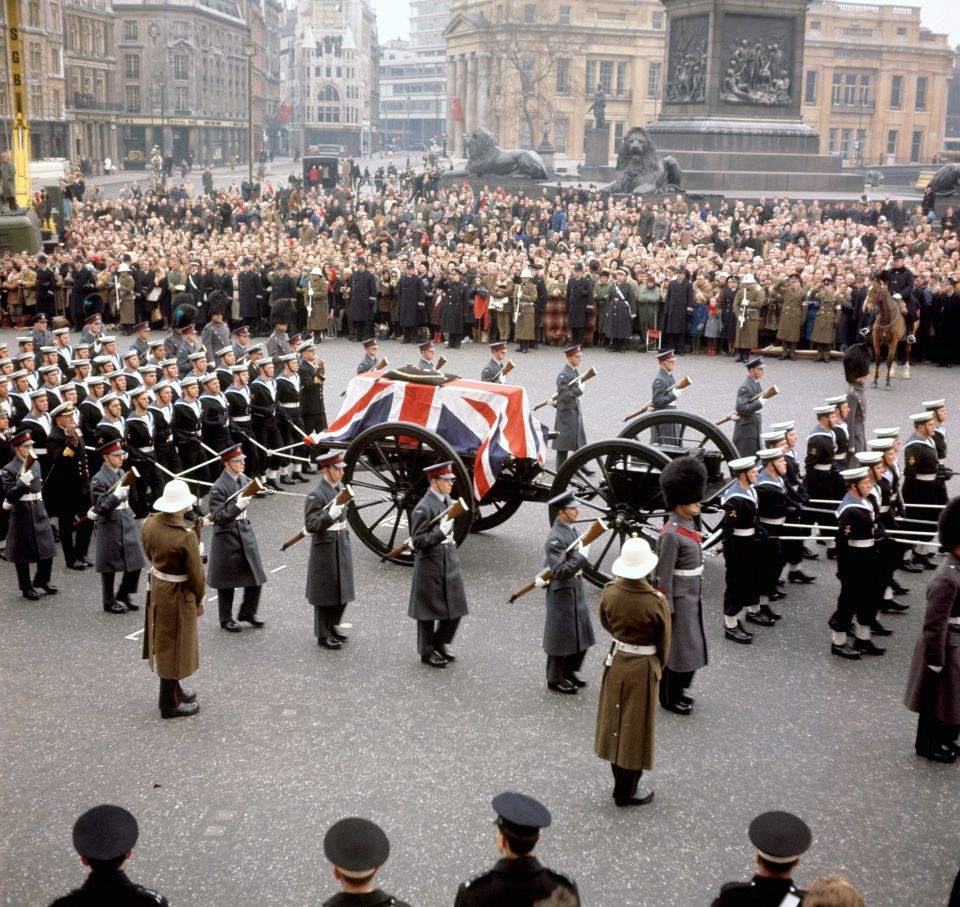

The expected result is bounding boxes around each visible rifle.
[533,366,598,412]
[306,283,314,319]
[279,484,354,552]
[18,449,36,481]
[623,375,692,421]
[373,357,389,371]
[715,385,779,427]
[435,354,447,371]
[75,466,140,526]
[382,496,468,560]
[200,477,264,526]
[509,518,608,603]
[490,360,515,383]
[512,282,522,324]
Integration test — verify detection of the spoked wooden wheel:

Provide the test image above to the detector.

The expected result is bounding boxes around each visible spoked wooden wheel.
[470,457,538,532]
[550,439,670,588]
[343,422,474,564]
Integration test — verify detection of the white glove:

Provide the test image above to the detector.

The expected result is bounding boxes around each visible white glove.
[236,495,251,510]
[439,516,454,537]
[672,389,682,399]
[114,486,129,501]
[928,664,943,674]
[578,541,591,559]
[328,503,344,521]
[2,499,12,511]
[17,473,32,487]
[757,398,765,408]
[534,575,548,588]
[198,541,206,557]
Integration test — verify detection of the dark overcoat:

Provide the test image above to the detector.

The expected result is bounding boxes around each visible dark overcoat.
[349,269,378,322]
[565,275,592,329]
[542,518,596,655]
[398,273,425,328]
[238,269,263,320]
[206,469,266,589]
[661,278,693,334]
[605,284,634,340]
[408,489,469,621]
[594,576,670,771]
[657,514,707,673]
[91,464,147,573]
[303,477,355,606]
[552,362,586,453]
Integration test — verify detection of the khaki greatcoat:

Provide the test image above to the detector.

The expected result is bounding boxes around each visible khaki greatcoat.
[141,511,205,680]
[733,285,764,349]
[809,289,841,345]
[774,282,806,344]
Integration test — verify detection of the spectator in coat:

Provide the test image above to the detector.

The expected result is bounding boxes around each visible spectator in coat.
[661,265,693,355]
[348,257,378,342]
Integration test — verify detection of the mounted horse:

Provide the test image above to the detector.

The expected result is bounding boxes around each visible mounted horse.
[863,281,907,388]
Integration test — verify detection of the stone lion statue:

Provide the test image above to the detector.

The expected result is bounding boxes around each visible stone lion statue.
[929,163,960,196]
[602,126,683,195]
[462,127,548,180]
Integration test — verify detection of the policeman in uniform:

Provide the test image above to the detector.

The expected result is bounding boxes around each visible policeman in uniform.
[650,348,681,444]
[322,817,411,907]
[356,337,379,373]
[709,810,811,907]
[732,356,765,457]
[553,345,587,469]
[91,438,146,613]
[304,451,355,650]
[844,341,870,453]
[657,456,708,714]
[49,804,168,906]
[539,489,596,694]
[480,340,510,383]
[207,444,266,632]
[409,461,469,667]
[454,792,579,907]
[721,456,763,644]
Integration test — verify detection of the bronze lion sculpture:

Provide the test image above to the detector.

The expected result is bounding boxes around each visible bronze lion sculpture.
[929,163,960,196]
[461,127,548,180]
[602,127,683,195]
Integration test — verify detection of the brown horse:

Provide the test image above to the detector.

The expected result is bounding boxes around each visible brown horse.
[863,283,906,388]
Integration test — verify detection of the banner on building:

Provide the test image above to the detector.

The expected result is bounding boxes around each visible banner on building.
[451,97,464,123]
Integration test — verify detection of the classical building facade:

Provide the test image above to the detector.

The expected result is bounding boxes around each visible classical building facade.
[801,1,954,166]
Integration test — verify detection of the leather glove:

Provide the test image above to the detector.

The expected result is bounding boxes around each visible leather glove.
[329,503,344,521]
[17,472,33,487]
[114,486,129,501]
[534,575,548,588]
[439,516,454,537]
[578,541,591,558]
[928,664,943,674]
[236,495,251,510]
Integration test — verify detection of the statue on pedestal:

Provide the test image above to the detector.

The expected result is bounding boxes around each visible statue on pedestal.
[929,163,960,197]
[589,86,607,129]
[601,127,683,195]
[456,127,548,180]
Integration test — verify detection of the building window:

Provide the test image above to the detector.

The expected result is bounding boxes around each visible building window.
[125,85,140,112]
[318,84,340,123]
[558,5,570,25]
[521,58,535,92]
[859,74,870,105]
[840,127,852,161]
[599,60,613,93]
[810,20,820,30]
[915,76,927,110]
[522,3,535,23]
[124,54,139,79]
[651,10,663,29]
[828,127,838,155]
[555,58,570,95]
[173,56,189,80]
[174,86,189,112]
[890,74,903,108]
[843,73,857,105]
[51,47,60,72]
[613,121,624,153]
[854,128,866,164]
[28,0,40,26]
[804,70,816,104]
[123,20,138,40]
[615,62,627,96]
[585,60,595,94]
[896,26,906,36]
[910,129,922,163]
[52,89,60,116]
[553,118,567,153]
[648,61,661,99]
[886,129,898,158]
[29,43,42,72]
[831,73,841,105]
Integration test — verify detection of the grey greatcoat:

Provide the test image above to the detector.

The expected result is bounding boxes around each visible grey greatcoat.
[650,366,679,445]
[303,477,355,606]
[542,518,596,656]
[1,455,55,563]
[90,464,147,574]
[206,469,266,589]
[657,514,707,673]
[480,358,507,383]
[408,489,469,621]
[846,382,867,455]
[732,375,763,456]
[594,577,671,771]
[904,554,960,724]
[552,362,587,453]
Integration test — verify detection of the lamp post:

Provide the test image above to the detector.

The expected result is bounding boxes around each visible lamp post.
[243,38,256,185]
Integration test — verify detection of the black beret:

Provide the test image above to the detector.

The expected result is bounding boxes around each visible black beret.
[660,456,708,509]
[72,805,138,860]
[323,817,389,876]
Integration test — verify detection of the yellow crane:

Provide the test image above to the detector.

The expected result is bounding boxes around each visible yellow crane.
[4,0,30,208]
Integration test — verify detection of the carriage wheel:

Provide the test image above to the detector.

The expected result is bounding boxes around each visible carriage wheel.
[470,458,534,532]
[550,440,670,588]
[343,422,475,565]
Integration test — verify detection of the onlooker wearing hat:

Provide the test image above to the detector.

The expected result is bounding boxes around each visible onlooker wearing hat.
[267,297,296,359]
[904,496,960,762]
[594,535,669,805]
[1,430,57,599]
[322,816,410,907]
[721,457,763,644]
[552,345,588,469]
[657,456,708,715]
[565,261,592,347]
[141,479,205,718]
[732,356,766,457]
[349,256,379,343]
[661,264,693,356]
[46,402,94,571]
[408,461,469,668]
[773,272,806,360]
[304,265,331,342]
[733,273,764,362]
[91,439,147,614]
[932,277,958,368]
[540,489,596,694]
[207,444,266,633]
[49,804,169,906]
[709,810,811,906]
[398,259,426,345]
[454,792,578,906]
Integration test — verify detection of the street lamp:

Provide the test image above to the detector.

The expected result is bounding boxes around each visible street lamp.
[243,38,256,185]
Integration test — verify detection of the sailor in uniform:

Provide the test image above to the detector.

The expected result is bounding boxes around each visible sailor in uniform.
[721,456,764,644]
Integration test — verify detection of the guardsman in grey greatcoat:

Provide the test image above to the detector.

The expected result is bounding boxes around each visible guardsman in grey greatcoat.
[304,451,355,650]
[539,489,596,694]
[650,348,681,445]
[732,356,765,457]
[91,438,147,613]
[207,444,266,633]
[356,337,379,373]
[657,456,708,715]
[552,345,588,469]
[480,340,510,383]
[1,429,56,599]
[417,339,437,370]
[844,342,870,453]
[408,461,469,668]
[904,496,960,763]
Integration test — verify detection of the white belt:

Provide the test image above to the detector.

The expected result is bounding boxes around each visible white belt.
[759,517,785,525]
[914,474,937,481]
[615,641,657,655]
[151,568,187,582]
[879,505,890,513]
[31,447,48,455]
[673,566,703,577]
[327,523,344,532]
[116,501,128,510]
[833,453,846,459]
[20,492,42,501]
[233,415,251,422]
[939,458,947,464]
[280,402,299,409]
[948,617,960,626]
[848,539,874,548]
[813,464,833,471]
[732,528,755,536]
[441,537,455,545]
[137,446,154,453]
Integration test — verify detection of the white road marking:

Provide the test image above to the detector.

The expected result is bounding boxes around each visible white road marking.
[270,565,287,573]
[125,628,145,640]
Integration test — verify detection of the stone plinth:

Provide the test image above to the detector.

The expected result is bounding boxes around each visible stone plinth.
[536,138,556,178]
[584,126,610,168]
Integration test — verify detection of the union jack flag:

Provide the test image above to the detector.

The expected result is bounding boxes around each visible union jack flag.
[320,375,549,499]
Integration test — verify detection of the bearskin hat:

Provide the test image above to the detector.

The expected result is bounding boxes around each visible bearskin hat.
[270,297,296,327]
[660,455,708,509]
[206,290,229,319]
[939,497,960,551]
[843,342,871,383]
[172,302,198,331]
